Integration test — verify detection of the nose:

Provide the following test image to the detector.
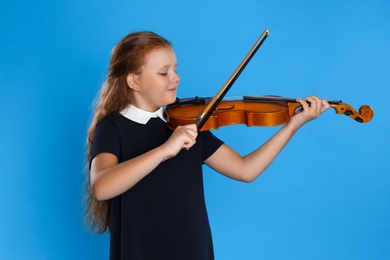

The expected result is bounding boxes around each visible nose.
[171,72,180,84]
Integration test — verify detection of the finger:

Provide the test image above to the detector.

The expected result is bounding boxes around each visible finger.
[296,98,310,111]
[178,126,197,148]
[310,96,322,114]
[182,134,196,150]
[309,96,329,115]
[307,96,325,115]
[321,98,330,112]
[183,123,197,132]
[182,124,198,139]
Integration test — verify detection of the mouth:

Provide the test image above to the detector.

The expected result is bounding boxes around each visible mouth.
[168,87,177,92]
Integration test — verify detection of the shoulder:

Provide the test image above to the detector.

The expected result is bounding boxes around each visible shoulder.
[96,114,139,133]
[199,130,224,145]
[97,114,125,127]
[93,114,131,148]
[198,130,224,161]
[91,114,127,162]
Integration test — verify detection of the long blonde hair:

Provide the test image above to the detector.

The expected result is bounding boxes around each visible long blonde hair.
[85,31,171,233]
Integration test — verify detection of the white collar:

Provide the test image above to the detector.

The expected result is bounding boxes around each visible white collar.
[120,105,166,124]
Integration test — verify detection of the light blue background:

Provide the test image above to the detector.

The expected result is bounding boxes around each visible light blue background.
[1,0,389,259]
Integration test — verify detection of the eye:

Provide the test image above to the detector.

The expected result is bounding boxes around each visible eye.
[159,72,168,76]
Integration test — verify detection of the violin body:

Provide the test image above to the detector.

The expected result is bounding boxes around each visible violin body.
[166,96,374,131]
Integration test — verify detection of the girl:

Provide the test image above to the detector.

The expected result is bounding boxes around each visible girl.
[85,31,329,259]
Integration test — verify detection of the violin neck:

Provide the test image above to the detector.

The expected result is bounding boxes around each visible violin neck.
[243,95,342,105]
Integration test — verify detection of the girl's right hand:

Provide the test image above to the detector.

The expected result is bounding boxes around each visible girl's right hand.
[162,124,198,159]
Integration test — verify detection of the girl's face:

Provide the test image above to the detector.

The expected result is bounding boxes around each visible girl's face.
[129,47,180,111]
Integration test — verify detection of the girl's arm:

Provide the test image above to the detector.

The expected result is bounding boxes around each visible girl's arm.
[90,124,198,201]
[205,96,329,182]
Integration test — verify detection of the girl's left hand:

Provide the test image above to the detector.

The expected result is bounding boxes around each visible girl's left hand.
[290,95,330,128]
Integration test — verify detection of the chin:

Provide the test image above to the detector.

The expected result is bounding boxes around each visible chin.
[166,96,177,105]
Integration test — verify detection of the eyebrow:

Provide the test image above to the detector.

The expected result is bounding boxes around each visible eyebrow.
[159,63,178,70]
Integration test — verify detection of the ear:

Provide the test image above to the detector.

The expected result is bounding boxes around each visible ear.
[126,73,141,91]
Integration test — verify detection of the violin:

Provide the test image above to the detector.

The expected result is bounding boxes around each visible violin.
[166,95,374,131]
[165,29,374,131]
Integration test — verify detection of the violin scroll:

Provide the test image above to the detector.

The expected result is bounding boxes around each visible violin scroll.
[331,103,374,123]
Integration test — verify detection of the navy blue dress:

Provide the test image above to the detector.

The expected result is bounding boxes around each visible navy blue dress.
[91,114,223,260]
